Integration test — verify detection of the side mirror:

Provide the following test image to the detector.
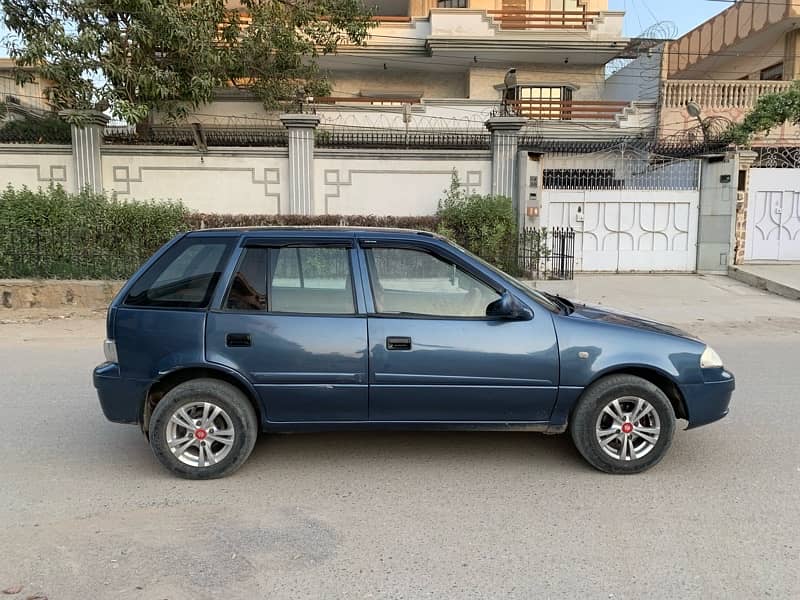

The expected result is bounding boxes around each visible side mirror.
[486,291,533,321]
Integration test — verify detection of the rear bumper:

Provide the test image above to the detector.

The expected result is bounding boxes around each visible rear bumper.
[93,362,148,425]
[680,370,735,430]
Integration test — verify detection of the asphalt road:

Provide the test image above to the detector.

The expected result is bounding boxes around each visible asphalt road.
[1,276,799,599]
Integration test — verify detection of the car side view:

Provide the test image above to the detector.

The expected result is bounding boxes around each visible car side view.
[94,227,735,479]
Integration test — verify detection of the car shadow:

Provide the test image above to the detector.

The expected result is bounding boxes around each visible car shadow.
[246,429,589,473]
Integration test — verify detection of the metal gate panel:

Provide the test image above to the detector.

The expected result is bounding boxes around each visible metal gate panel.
[746,169,800,261]
[540,152,700,272]
[545,190,698,272]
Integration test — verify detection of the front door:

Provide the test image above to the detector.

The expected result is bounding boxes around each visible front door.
[206,241,368,422]
[362,243,559,422]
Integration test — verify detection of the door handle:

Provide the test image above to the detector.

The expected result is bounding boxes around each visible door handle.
[226,333,252,348]
[386,336,412,351]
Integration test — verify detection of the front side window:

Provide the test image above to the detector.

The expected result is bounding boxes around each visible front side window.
[225,246,355,315]
[366,247,501,318]
[125,237,234,309]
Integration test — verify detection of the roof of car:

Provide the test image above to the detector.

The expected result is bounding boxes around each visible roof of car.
[186,226,443,239]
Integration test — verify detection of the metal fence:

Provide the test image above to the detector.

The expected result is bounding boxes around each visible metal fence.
[0,224,174,280]
[514,227,575,281]
[315,129,491,150]
[104,125,288,147]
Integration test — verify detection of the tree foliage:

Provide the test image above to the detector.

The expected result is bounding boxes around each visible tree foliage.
[2,0,374,125]
[728,81,800,145]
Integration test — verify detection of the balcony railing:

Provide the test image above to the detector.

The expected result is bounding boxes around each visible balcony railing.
[509,99,628,121]
[662,80,794,110]
[486,9,600,30]
[314,96,422,106]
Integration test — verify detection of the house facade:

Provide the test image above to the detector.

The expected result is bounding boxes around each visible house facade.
[655,0,800,264]
[3,1,730,273]
[168,0,707,273]
[0,58,53,115]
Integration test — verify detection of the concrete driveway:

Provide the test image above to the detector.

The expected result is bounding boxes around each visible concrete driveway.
[1,275,798,599]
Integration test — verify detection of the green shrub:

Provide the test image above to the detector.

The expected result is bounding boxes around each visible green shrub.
[0,186,187,279]
[0,179,522,280]
[436,172,518,272]
[185,213,441,231]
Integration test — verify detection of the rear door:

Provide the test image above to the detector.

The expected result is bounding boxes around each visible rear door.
[206,237,369,422]
[360,241,559,423]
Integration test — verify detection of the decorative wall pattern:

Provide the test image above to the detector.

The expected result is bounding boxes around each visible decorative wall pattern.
[0,149,72,192]
[317,157,490,216]
[104,154,288,214]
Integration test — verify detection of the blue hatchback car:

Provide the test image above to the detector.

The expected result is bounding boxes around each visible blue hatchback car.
[94,227,734,479]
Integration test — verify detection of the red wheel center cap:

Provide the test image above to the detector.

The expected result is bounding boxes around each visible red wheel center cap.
[621,423,634,434]
[194,428,208,440]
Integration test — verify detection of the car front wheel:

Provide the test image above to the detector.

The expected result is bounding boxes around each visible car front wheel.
[570,374,676,474]
[148,379,258,479]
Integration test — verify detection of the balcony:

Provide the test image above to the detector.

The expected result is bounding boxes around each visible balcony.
[660,79,799,144]
[486,9,601,30]
[509,99,628,120]
[662,80,794,111]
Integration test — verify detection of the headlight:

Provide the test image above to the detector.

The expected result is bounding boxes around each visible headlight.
[104,339,118,363]
[700,345,723,369]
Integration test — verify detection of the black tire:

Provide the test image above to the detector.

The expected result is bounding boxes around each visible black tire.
[148,378,259,479]
[570,374,676,475]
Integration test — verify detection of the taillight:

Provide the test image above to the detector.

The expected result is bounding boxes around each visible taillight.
[103,339,118,363]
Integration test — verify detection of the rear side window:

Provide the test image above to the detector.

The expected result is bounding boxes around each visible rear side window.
[226,248,268,311]
[125,237,234,309]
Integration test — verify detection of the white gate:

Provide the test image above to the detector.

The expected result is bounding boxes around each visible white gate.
[746,168,800,261]
[541,152,700,272]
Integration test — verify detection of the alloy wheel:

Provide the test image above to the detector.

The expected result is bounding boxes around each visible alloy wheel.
[594,396,661,462]
[165,401,236,468]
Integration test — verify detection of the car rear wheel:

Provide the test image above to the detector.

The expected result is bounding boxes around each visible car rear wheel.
[148,379,258,479]
[570,374,676,474]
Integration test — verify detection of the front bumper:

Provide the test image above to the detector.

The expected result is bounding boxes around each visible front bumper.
[680,369,735,430]
[93,362,148,425]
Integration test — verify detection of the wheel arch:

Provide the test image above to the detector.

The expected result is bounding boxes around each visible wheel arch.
[583,366,688,422]
[142,365,263,435]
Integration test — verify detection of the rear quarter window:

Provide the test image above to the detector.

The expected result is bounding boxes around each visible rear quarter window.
[125,237,235,309]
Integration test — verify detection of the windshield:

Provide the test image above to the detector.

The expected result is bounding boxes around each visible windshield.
[448,242,562,313]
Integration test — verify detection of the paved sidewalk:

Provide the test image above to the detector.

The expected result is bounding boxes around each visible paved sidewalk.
[729,264,800,301]
[569,273,800,336]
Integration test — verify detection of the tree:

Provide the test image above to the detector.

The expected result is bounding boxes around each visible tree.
[728,81,800,146]
[1,0,374,125]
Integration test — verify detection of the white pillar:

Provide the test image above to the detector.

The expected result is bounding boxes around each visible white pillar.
[281,114,321,215]
[485,116,527,200]
[60,110,109,193]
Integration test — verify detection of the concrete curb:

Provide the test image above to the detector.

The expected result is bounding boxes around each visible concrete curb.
[728,267,800,301]
[0,279,125,310]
